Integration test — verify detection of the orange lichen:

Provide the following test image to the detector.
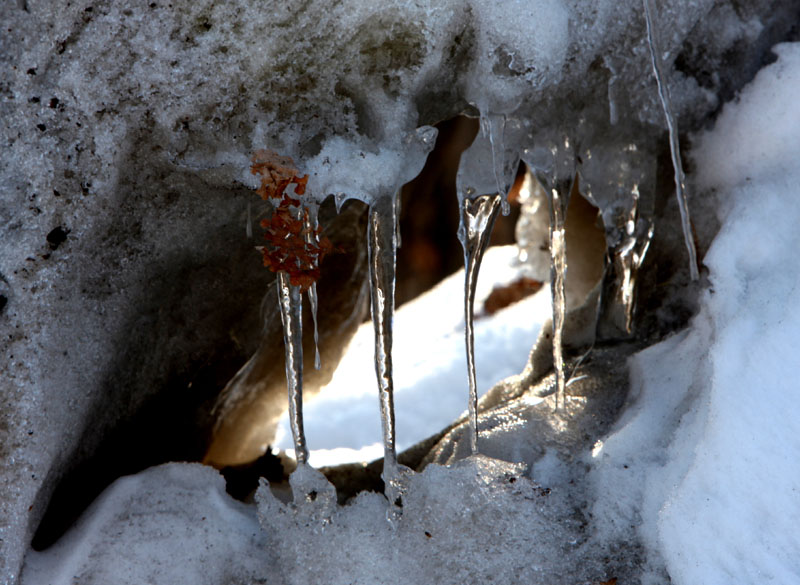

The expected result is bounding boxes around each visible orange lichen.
[250,149,336,291]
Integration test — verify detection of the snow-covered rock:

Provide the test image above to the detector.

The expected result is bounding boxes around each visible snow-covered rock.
[2,0,800,583]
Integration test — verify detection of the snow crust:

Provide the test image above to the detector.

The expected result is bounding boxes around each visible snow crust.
[22,465,271,585]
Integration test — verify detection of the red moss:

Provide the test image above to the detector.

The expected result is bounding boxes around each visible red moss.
[250,150,336,292]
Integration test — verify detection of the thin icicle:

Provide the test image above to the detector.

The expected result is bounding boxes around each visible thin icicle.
[394,188,402,249]
[307,284,321,370]
[460,194,503,453]
[277,270,308,465]
[368,194,408,508]
[303,208,322,370]
[522,134,575,411]
[547,184,569,412]
[643,0,699,280]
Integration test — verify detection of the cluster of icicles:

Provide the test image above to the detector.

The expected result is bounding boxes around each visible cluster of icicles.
[270,0,698,508]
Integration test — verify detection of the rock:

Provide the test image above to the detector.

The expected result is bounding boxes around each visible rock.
[1,0,797,582]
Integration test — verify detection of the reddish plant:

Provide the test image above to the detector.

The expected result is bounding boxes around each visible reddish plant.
[251,149,336,291]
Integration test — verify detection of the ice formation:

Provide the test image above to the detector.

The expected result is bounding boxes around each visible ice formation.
[276,271,309,465]
[3,0,800,583]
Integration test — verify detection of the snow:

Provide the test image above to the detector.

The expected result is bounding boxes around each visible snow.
[274,245,549,467]
[19,40,800,585]
[3,0,800,580]
[658,44,800,582]
[22,464,271,585]
[592,43,800,583]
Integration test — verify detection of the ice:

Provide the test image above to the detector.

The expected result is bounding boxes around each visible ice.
[643,0,699,281]
[274,245,550,466]
[367,194,411,506]
[458,194,503,452]
[269,126,437,500]
[522,135,576,409]
[277,272,310,466]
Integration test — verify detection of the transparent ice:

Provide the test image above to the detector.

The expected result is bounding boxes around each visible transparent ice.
[277,271,309,466]
[643,0,699,280]
[304,209,322,370]
[522,134,576,410]
[455,115,521,450]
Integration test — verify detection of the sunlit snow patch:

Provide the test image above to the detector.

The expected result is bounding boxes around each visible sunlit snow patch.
[274,245,549,465]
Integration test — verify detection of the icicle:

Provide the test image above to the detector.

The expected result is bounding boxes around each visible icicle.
[643,0,699,280]
[334,192,347,214]
[394,187,402,249]
[454,114,532,440]
[547,183,569,412]
[577,121,656,340]
[307,285,321,370]
[459,194,503,453]
[368,193,409,508]
[303,207,322,370]
[480,112,517,216]
[592,182,655,340]
[277,270,309,465]
[522,135,575,411]
[455,115,520,450]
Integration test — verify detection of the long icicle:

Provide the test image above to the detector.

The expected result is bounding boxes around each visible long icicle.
[460,194,503,453]
[307,284,321,370]
[547,180,570,412]
[525,134,574,412]
[643,0,699,280]
[277,270,309,466]
[368,194,406,507]
[303,208,322,370]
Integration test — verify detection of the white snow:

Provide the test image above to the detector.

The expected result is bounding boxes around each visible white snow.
[18,38,800,585]
[22,464,272,585]
[592,42,800,583]
[274,245,549,467]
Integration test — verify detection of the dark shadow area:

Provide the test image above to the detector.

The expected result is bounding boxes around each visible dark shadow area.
[396,116,520,306]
